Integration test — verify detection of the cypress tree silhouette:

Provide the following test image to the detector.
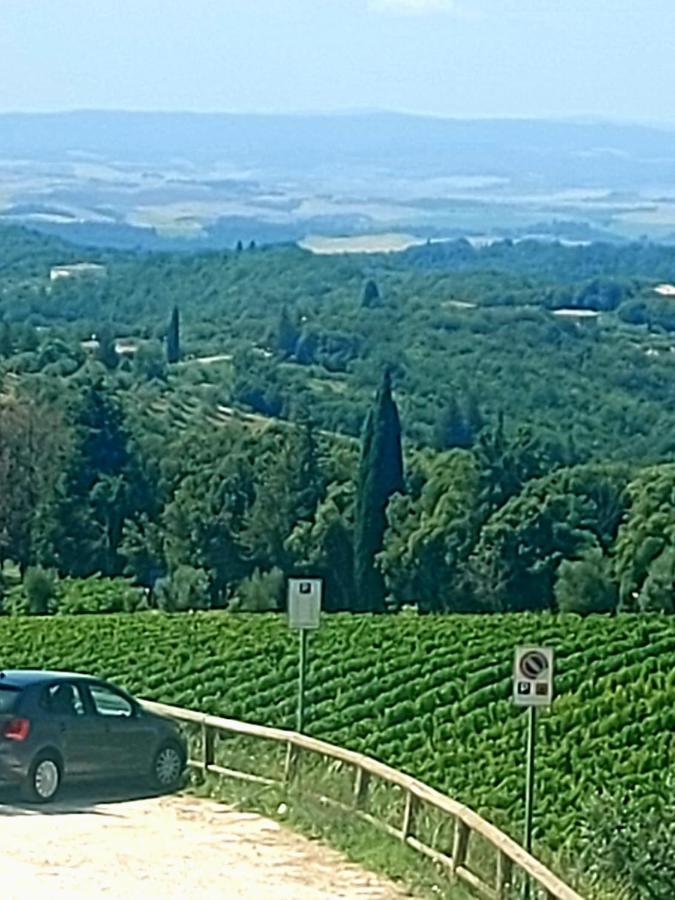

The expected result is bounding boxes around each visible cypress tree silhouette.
[166,306,180,364]
[354,370,404,612]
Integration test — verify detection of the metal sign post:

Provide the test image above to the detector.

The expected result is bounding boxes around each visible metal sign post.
[524,705,537,855]
[297,629,308,733]
[287,578,322,734]
[513,646,554,898]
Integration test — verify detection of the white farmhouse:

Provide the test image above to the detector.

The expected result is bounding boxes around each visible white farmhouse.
[50,263,107,282]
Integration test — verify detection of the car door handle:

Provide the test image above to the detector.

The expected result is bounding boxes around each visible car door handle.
[59,722,66,733]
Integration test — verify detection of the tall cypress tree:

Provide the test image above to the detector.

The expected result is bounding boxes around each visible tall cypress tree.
[95,324,119,370]
[465,391,485,442]
[166,306,180,364]
[353,370,404,612]
[277,306,299,358]
[361,279,381,308]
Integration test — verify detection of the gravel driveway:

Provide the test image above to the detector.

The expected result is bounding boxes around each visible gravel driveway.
[0,788,410,899]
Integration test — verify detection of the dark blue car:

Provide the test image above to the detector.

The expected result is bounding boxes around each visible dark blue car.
[0,670,186,803]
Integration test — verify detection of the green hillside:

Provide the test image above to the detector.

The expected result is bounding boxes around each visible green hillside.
[1,612,672,872]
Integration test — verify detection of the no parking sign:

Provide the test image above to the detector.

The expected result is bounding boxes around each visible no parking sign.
[513,647,554,708]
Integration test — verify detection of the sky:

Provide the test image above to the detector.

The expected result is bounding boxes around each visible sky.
[2,0,675,122]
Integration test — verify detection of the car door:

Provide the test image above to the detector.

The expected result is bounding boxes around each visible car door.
[84,682,158,777]
[40,681,107,778]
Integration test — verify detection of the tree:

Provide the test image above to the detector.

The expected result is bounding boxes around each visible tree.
[433,396,471,450]
[292,419,325,519]
[465,391,484,440]
[362,279,381,308]
[0,394,70,571]
[15,323,39,353]
[231,348,284,417]
[475,416,566,515]
[294,329,319,365]
[166,306,180,364]
[242,425,325,572]
[614,464,675,611]
[0,321,12,358]
[23,566,56,616]
[230,567,284,612]
[36,379,143,577]
[94,325,119,370]
[471,463,629,612]
[276,306,299,358]
[287,481,356,612]
[353,370,404,612]
[555,549,618,614]
[120,515,166,592]
[380,449,483,612]
[637,547,675,613]
[134,340,167,381]
[162,428,256,601]
[155,565,210,612]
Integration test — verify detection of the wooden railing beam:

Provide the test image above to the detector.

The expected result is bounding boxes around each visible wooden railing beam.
[141,699,585,900]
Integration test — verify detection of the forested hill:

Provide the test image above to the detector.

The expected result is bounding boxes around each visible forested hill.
[400,236,675,282]
[4,226,675,460]
[2,223,675,619]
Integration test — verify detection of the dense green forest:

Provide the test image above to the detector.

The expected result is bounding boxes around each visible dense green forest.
[2,225,675,615]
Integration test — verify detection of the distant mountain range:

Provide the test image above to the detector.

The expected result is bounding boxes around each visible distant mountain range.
[3,110,675,184]
[1,111,675,250]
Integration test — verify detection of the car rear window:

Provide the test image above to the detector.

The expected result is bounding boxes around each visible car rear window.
[0,685,21,713]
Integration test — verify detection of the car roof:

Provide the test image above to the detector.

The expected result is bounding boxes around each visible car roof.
[0,670,100,688]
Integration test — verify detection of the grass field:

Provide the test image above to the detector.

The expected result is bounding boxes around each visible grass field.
[0,611,672,870]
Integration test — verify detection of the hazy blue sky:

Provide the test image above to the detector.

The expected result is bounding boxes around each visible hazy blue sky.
[2,0,675,121]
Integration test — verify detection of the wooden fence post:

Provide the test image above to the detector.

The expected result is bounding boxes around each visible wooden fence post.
[401,791,419,840]
[496,851,513,899]
[353,766,370,810]
[452,820,470,872]
[283,741,297,784]
[202,721,215,773]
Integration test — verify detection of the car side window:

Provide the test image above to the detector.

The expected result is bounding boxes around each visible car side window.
[89,684,134,718]
[41,683,86,717]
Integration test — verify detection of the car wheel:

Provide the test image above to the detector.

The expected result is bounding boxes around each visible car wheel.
[152,743,184,792]
[22,753,62,804]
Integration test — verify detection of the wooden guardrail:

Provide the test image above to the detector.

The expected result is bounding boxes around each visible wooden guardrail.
[143,700,584,900]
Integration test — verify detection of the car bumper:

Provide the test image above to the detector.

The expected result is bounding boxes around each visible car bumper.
[0,747,29,785]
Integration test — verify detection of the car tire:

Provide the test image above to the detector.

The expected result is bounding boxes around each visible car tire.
[22,753,62,804]
[151,742,185,792]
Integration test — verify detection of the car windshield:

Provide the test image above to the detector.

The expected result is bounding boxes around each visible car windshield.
[0,685,21,713]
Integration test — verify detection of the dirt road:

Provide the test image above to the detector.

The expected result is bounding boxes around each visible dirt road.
[0,788,410,899]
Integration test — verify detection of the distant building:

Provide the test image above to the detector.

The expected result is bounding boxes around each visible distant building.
[114,339,139,356]
[50,263,107,282]
[654,284,675,297]
[552,308,600,328]
[80,337,140,356]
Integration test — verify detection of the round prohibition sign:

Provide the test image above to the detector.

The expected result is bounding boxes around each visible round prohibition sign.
[519,650,549,680]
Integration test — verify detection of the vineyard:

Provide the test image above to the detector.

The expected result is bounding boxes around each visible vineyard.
[0,612,673,863]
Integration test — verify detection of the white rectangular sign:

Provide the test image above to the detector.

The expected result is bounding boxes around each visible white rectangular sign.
[287,578,322,630]
[513,646,554,707]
